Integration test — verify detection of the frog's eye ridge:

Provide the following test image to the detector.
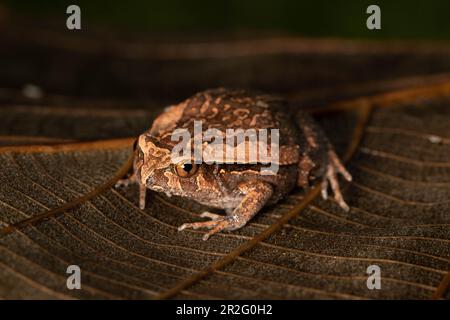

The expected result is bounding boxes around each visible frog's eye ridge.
[175,162,198,178]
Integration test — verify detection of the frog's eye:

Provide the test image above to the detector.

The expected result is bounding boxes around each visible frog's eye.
[174,161,198,178]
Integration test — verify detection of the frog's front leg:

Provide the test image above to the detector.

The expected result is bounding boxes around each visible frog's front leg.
[178,180,273,240]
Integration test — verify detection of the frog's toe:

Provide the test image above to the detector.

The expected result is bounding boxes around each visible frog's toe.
[199,211,224,220]
[115,178,131,188]
[333,190,350,212]
[178,220,218,231]
[329,150,352,182]
[321,178,329,200]
[329,178,349,211]
[324,154,351,212]
[178,216,237,240]
[201,220,231,241]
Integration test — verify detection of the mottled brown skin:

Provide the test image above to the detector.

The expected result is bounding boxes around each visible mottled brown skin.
[116,88,351,240]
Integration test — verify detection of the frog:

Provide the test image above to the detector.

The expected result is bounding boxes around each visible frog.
[116,88,351,240]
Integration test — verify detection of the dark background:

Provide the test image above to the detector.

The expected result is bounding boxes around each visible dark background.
[5,0,450,39]
[3,0,450,105]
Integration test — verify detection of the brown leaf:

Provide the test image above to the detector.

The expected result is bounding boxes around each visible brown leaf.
[0,83,449,299]
[1,22,449,299]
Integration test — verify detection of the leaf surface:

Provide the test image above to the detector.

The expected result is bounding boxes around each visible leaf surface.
[0,85,449,299]
[0,24,449,299]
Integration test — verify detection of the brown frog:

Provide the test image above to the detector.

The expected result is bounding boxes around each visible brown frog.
[116,88,351,240]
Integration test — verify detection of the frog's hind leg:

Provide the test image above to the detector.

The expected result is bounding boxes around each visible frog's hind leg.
[295,110,326,190]
[297,155,315,190]
[295,111,352,211]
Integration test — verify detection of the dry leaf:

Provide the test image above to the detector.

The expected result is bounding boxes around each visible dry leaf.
[0,85,449,299]
[0,23,449,299]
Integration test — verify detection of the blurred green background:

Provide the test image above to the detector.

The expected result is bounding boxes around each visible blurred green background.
[5,0,450,39]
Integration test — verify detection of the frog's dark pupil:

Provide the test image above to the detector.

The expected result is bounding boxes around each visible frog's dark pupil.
[183,163,193,172]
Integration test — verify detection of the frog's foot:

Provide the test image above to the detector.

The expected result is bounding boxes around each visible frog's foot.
[321,150,352,211]
[115,166,141,188]
[297,155,315,190]
[115,177,147,210]
[178,214,239,241]
[115,177,135,188]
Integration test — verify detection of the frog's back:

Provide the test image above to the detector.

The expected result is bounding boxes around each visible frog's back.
[149,88,301,165]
